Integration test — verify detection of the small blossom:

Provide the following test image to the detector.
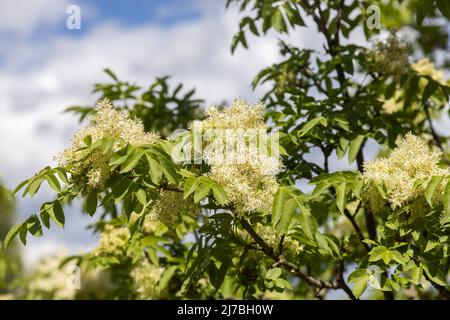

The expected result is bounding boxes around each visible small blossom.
[254,223,303,258]
[147,190,199,227]
[380,90,404,114]
[412,58,448,86]
[94,225,130,256]
[131,259,165,300]
[372,33,409,75]
[27,252,115,300]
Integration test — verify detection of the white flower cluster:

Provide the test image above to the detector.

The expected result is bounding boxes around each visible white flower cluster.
[412,58,449,86]
[131,259,165,300]
[189,99,282,213]
[147,190,200,227]
[27,252,115,300]
[363,133,449,212]
[94,224,130,256]
[254,223,303,258]
[373,33,409,75]
[57,99,159,190]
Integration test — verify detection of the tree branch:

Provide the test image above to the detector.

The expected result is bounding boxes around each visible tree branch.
[424,103,450,165]
[237,217,356,299]
[343,206,370,252]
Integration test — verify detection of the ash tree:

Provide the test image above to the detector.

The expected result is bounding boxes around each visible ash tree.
[3,0,450,299]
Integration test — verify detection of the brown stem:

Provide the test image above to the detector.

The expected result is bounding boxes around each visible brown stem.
[343,207,369,252]
[424,103,450,165]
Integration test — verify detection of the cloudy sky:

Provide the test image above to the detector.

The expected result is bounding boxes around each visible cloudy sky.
[0,0,448,267]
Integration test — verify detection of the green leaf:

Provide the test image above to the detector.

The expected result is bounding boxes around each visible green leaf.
[390,250,406,265]
[271,9,286,33]
[348,269,369,299]
[298,205,318,239]
[13,179,29,195]
[86,191,98,216]
[40,201,64,229]
[19,224,28,245]
[421,262,447,286]
[266,267,282,280]
[156,152,178,184]
[135,189,147,206]
[45,173,61,192]
[3,222,24,248]
[335,182,346,213]
[416,0,435,25]
[53,168,68,184]
[103,68,118,81]
[425,175,443,207]
[27,215,42,237]
[436,0,450,18]
[184,176,198,199]
[194,183,211,203]
[156,265,178,292]
[274,197,297,236]
[40,203,51,228]
[83,135,92,147]
[298,116,327,138]
[52,200,65,228]
[422,79,438,104]
[315,231,330,254]
[211,184,228,205]
[272,188,289,229]
[348,135,365,164]
[120,149,145,173]
[27,178,44,197]
[147,157,162,185]
[369,246,387,262]
[410,266,423,285]
[424,240,439,253]
[110,153,130,166]
[444,180,450,216]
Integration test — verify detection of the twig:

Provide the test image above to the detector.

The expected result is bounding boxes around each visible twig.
[343,207,370,252]
[424,103,450,165]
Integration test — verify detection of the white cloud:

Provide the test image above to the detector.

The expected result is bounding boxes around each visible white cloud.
[0,0,71,36]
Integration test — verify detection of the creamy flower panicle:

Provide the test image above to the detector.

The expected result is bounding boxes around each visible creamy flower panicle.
[94,224,130,256]
[148,190,200,226]
[363,133,449,213]
[57,99,159,190]
[373,33,409,75]
[190,99,282,214]
[131,259,165,300]
[412,58,449,86]
[27,252,115,300]
[379,58,449,114]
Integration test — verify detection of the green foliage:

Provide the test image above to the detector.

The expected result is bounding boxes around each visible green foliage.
[65,69,204,137]
[4,0,450,300]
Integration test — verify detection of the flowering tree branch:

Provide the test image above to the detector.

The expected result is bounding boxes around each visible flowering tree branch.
[237,216,357,300]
